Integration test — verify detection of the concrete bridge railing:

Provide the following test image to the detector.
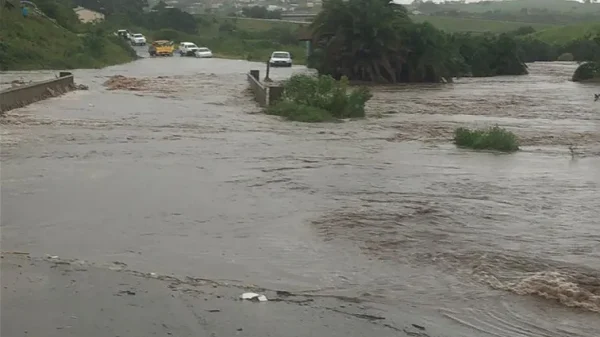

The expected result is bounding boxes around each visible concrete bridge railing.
[0,73,75,113]
[247,70,284,107]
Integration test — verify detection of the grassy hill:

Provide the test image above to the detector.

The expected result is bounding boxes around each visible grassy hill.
[210,14,555,34]
[409,15,556,33]
[0,7,136,70]
[526,22,600,45]
[232,17,305,32]
[431,0,600,15]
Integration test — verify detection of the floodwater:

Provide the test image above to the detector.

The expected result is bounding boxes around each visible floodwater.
[1,58,599,337]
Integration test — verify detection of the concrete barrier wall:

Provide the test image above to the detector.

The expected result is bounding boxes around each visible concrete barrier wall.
[247,71,284,107]
[247,72,267,107]
[0,75,75,113]
[268,86,284,105]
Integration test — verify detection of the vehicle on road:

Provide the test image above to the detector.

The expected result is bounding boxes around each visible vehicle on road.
[116,29,130,40]
[178,42,200,56]
[130,33,147,46]
[269,51,292,67]
[149,40,175,57]
[194,47,213,58]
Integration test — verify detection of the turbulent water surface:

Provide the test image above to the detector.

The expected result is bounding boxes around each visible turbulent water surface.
[1,59,599,337]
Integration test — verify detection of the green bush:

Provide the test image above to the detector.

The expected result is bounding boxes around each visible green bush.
[82,30,106,56]
[266,101,334,122]
[266,74,372,122]
[454,126,520,152]
[572,61,600,82]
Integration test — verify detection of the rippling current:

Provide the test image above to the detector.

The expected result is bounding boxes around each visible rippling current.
[1,59,599,336]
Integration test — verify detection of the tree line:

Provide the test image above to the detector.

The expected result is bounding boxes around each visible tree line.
[240,6,282,20]
[516,33,600,63]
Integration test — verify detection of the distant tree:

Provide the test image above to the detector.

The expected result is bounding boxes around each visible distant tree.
[512,26,536,36]
[241,6,281,19]
[417,1,440,13]
[145,7,197,33]
[242,6,267,18]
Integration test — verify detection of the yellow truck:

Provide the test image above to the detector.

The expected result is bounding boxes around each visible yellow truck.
[148,40,174,57]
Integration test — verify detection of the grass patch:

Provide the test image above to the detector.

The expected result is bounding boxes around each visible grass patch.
[0,9,135,70]
[454,126,520,152]
[266,74,372,123]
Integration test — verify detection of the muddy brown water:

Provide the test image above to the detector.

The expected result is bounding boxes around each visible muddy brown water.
[1,59,599,337]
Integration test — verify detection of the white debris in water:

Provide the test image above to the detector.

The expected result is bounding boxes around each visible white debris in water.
[240,292,268,302]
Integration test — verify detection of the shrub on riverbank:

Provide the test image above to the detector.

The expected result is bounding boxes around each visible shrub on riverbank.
[454,126,520,152]
[266,74,372,123]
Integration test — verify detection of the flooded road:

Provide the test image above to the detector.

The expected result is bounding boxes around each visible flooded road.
[1,59,599,337]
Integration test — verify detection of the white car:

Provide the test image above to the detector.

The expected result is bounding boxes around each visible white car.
[195,47,213,58]
[269,51,292,67]
[116,29,131,40]
[178,42,199,56]
[130,33,146,46]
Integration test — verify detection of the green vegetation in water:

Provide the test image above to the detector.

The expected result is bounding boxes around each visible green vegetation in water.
[266,74,372,123]
[454,126,520,153]
[455,33,529,77]
[572,61,600,82]
[0,1,135,70]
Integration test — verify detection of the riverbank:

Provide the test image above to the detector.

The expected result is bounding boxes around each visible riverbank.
[1,253,431,337]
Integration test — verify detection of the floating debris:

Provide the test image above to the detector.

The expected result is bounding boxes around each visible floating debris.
[103,75,148,91]
[240,292,268,302]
